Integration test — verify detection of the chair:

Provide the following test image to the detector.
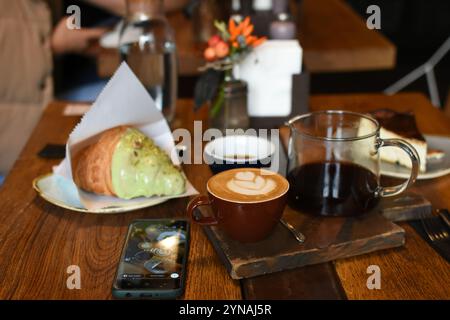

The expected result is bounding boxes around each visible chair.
[384,36,450,108]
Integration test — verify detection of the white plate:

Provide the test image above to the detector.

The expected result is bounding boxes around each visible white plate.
[380,135,450,180]
[33,173,169,214]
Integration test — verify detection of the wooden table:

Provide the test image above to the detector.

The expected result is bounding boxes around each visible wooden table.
[98,0,396,77]
[297,0,396,73]
[0,93,449,299]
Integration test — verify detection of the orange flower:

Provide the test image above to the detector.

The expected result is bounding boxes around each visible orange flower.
[245,35,257,46]
[227,17,265,49]
[241,17,251,30]
[229,17,250,42]
[251,36,267,47]
[229,18,240,42]
[242,24,254,37]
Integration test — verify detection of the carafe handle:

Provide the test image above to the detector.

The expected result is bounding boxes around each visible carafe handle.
[376,138,420,197]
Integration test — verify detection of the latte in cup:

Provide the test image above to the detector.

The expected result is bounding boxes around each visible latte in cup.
[188,168,289,242]
[207,168,289,203]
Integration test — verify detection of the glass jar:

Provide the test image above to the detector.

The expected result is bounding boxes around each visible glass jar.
[272,0,289,15]
[210,75,249,131]
[119,0,178,123]
[270,13,296,40]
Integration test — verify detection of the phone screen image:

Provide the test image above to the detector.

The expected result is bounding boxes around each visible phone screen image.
[114,220,189,292]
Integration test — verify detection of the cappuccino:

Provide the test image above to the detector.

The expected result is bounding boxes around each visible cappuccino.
[207,168,289,203]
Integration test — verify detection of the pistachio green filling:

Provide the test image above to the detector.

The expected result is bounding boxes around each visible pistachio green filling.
[111,128,185,199]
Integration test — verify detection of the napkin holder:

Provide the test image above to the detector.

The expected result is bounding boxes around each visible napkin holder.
[234,40,309,129]
[250,67,309,129]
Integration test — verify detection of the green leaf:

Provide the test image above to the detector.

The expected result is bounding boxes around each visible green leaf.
[194,70,222,110]
[210,86,225,118]
[214,20,230,41]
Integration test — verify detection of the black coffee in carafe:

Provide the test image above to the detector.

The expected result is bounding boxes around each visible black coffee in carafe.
[286,111,420,217]
[287,161,380,217]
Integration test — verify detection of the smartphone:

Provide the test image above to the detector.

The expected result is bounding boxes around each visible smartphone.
[112,219,190,299]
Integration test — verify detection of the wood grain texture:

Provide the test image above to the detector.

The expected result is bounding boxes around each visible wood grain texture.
[379,193,432,222]
[308,93,450,299]
[0,100,241,300]
[97,0,396,77]
[202,205,404,280]
[297,0,396,72]
[1,93,449,300]
[243,263,347,300]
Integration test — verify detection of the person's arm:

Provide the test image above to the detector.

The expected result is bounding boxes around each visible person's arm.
[51,0,191,55]
[51,17,107,55]
[82,0,126,16]
[82,0,190,16]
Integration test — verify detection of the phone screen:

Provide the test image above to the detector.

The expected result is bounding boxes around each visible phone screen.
[114,220,189,291]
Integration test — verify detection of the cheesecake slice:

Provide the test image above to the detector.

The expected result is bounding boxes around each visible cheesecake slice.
[427,148,445,161]
[357,109,445,172]
[368,109,434,172]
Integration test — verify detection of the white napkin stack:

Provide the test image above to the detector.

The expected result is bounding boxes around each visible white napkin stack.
[234,40,302,117]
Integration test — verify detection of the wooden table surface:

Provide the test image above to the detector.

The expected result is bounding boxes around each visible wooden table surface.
[297,0,396,73]
[0,93,449,300]
[98,0,396,77]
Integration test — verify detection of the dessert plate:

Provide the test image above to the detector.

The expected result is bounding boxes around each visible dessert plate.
[33,173,171,214]
[380,135,450,180]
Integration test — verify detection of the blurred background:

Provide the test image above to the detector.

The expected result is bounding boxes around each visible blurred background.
[46,0,450,106]
[318,0,450,101]
[32,0,450,105]
[0,0,449,184]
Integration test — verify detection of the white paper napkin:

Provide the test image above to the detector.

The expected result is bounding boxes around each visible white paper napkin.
[54,62,198,211]
[234,40,302,117]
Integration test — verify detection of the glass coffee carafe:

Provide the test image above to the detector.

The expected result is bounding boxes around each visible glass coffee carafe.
[120,0,178,122]
[286,111,420,217]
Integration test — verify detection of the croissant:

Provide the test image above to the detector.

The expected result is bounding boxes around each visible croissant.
[73,126,186,199]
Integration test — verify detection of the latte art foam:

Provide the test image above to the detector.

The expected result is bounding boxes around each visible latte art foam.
[226,171,276,196]
[207,168,289,203]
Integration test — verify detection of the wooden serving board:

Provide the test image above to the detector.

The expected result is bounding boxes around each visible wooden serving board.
[200,205,404,280]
